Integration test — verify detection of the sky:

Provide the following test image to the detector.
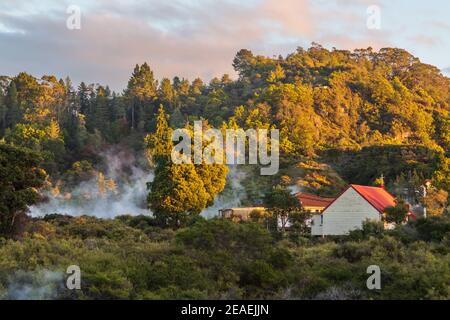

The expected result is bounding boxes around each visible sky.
[0,0,449,92]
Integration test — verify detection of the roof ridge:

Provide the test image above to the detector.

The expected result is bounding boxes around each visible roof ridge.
[350,185,397,214]
[296,192,335,199]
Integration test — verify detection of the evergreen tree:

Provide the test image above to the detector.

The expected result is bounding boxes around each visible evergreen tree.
[145,105,173,166]
[170,107,184,128]
[5,81,21,128]
[126,63,158,130]
[78,82,90,115]
[92,86,110,135]
[384,200,409,224]
[264,185,305,234]
[0,88,6,135]
[158,78,175,111]
[0,143,47,237]
[146,107,227,227]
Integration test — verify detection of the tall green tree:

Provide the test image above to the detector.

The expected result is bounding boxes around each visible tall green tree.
[264,185,306,234]
[78,82,91,115]
[126,63,158,130]
[0,87,6,135]
[5,81,21,129]
[0,143,47,237]
[384,200,409,224]
[146,107,227,227]
[145,105,173,166]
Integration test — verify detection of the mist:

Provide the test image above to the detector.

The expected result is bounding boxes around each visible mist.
[287,184,303,195]
[201,166,247,218]
[29,148,154,219]
[29,147,250,219]
[3,270,64,300]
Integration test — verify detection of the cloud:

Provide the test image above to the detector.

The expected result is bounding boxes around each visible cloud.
[0,0,277,90]
[408,34,440,47]
[0,0,448,91]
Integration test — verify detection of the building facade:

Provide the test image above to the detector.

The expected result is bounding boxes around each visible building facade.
[311,185,415,236]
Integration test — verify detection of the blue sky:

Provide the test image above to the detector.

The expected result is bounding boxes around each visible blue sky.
[0,0,449,91]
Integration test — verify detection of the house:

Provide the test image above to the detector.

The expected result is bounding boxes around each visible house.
[220,193,334,228]
[311,184,416,236]
[219,207,266,222]
[273,192,336,230]
[296,192,335,214]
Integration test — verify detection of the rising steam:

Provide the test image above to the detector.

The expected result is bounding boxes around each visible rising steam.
[29,147,251,219]
[3,270,64,300]
[201,165,247,217]
[29,147,154,218]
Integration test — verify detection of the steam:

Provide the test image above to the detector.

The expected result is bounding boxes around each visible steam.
[201,165,247,218]
[30,147,154,218]
[29,147,250,219]
[3,270,64,300]
[287,184,303,195]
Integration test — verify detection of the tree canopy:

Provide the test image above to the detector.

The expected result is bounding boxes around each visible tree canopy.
[0,143,47,236]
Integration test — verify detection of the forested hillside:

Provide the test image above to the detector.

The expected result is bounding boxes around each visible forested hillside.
[0,44,448,207]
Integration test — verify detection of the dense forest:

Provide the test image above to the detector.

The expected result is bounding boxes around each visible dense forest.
[0,44,449,299]
[1,44,449,192]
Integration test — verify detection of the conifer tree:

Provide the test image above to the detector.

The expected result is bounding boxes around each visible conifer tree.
[0,88,6,135]
[146,109,228,227]
[126,63,158,130]
[5,81,21,128]
[0,143,47,237]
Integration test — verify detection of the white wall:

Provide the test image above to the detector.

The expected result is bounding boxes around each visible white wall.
[312,187,381,236]
[311,214,323,236]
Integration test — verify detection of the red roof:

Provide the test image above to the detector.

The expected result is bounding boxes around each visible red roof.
[322,184,416,220]
[351,185,397,213]
[296,192,335,208]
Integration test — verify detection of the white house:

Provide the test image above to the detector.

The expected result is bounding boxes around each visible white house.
[311,184,416,236]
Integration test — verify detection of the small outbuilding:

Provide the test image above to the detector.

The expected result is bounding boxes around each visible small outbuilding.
[296,192,335,214]
[219,207,266,222]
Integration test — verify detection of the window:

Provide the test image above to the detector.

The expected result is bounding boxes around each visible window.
[320,215,324,226]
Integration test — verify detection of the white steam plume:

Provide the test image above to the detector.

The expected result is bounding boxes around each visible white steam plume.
[201,165,247,218]
[3,270,64,300]
[29,147,154,218]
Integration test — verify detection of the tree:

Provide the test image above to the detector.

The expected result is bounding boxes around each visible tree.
[169,107,184,128]
[233,49,255,79]
[0,87,6,135]
[5,81,21,128]
[148,162,210,227]
[158,78,175,110]
[421,188,448,217]
[78,82,91,115]
[384,199,409,224]
[0,143,47,237]
[263,185,306,234]
[144,105,173,167]
[89,86,110,134]
[126,63,158,130]
[195,162,228,208]
[191,78,204,96]
[146,108,227,227]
